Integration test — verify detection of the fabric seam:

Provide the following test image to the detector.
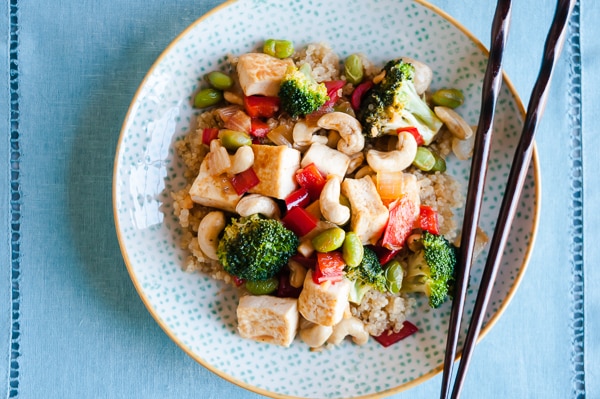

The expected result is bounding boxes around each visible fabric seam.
[567,1,584,398]
[8,0,21,397]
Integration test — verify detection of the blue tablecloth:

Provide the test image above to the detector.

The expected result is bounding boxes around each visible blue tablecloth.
[1,0,597,397]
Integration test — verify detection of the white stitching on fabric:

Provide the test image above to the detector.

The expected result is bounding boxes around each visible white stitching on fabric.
[567,1,585,397]
[9,0,21,397]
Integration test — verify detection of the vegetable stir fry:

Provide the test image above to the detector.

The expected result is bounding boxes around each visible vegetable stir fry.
[171,40,488,349]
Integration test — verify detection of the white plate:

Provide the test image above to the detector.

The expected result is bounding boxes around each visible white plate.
[113,1,540,398]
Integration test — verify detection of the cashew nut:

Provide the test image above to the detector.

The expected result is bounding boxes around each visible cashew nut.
[317,112,364,155]
[292,120,322,147]
[434,106,473,140]
[288,259,308,288]
[228,145,255,174]
[452,125,477,160]
[346,152,365,175]
[401,57,433,95]
[354,165,375,179]
[366,130,418,173]
[197,211,226,260]
[299,322,333,348]
[327,317,369,346]
[320,175,350,225]
[235,194,281,219]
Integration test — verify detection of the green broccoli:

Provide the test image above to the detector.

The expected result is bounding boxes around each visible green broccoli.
[356,59,443,144]
[401,231,457,308]
[217,214,299,281]
[346,246,387,304]
[278,63,329,117]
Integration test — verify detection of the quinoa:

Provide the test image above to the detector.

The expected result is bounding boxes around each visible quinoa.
[294,42,340,82]
[350,290,417,336]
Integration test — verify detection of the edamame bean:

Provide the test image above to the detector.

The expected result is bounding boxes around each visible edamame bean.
[219,129,252,150]
[342,232,364,267]
[245,278,279,295]
[430,150,447,173]
[412,146,436,171]
[344,54,364,85]
[312,227,346,253]
[194,88,223,108]
[384,260,404,294]
[263,39,294,59]
[207,71,234,90]
[431,88,465,109]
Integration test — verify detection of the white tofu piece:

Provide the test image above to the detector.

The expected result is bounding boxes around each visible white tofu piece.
[341,176,389,245]
[298,270,351,327]
[300,143,350,179]
[248,144,300,199]
[189,158,240,212]
[237,295,299,347]
[236,53,295,97]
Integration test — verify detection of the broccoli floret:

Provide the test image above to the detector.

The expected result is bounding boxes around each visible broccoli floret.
[357,59,443,144]
[401,231,457,308]
[217,214,299,281]
[278,63,329,117]
[346,247,387,304]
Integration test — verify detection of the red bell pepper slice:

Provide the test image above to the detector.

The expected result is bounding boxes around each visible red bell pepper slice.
[232,276,246,287]
[281,206,318,237]
[368,245,401,266]
[243,95,280,118]
[276,270,303,298]
[295,163,327,201]
[250,118,271,138]
[323,80,346,107]
[313,251,346,284]
[397,126,424,146]
[373,321,419,347]
[381,196,417,251]
[230,167,260,195]
[285,187,311,210]
[201,127,220,146]
[419,205,440,235]
[351,80,374,110]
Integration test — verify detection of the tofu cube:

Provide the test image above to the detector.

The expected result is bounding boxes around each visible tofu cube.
[249,144,300,199]
[237,295,299,347]
[341,176,390,245]
[301,143,350,179]
[236,53,295,97]
[189,158,240,212]
[298,270,351,326]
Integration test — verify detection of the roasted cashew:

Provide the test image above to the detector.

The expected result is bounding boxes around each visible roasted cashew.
[228,145,255,174]
[288,259,308,288]
[320,175,350,225]
[299,321,333,348]
[197,211,226,260]
[235,194,281,219]
[354,165,375,179]
[327,317,369,346]
[366,131,418,173]
[346,152,365,175]
[292,120,322,147]
[317,112,364,155]
[434,106,473,140]
[401,57,433,95]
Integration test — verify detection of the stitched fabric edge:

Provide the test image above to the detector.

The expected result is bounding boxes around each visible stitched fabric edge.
[8,0,20,397]
[567,1,585,398]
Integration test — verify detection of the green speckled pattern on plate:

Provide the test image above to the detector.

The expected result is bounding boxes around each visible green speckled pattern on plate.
[113,1,540,398]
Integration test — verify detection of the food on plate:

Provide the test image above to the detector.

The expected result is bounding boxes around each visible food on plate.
[170,40,487,349]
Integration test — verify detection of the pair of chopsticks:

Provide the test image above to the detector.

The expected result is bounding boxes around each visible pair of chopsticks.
[439,0,577,398]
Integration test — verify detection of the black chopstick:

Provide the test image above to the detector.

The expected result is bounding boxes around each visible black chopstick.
[439,1,513,398]
[441,1,577,399]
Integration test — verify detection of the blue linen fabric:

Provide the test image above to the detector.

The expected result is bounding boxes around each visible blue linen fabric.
[0,0,595,398]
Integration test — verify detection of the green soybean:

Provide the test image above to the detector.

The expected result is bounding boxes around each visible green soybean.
[413,146,436,171]
[431,88,465,109]
[245,278,279,295]
[219,129,252,150]
[194,88,223,108]
[384,260,404,294]
[207,71,234,90]
[430,151,447,173]
[342,232,364,267]
[312,227,346,253]
[344,54,364,85]
[263,39,295,59]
